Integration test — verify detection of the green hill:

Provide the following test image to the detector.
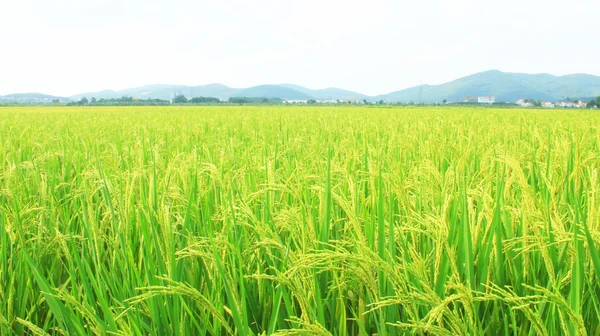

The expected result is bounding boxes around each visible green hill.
[0,93,67,103]
[7,70,600,104]
[376,70,600,103]
[70,84,239,101]
[279,84,368,100]
[232,85,311,99]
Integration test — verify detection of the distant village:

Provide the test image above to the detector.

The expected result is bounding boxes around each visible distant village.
[281,96,594,107]
[1,91,598,108]
[456,96,590,108]
[282,99,360,104]
[515,99,588,108]
[279,95,597,107]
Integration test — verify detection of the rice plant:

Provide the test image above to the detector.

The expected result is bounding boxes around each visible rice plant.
[1,106,599,335]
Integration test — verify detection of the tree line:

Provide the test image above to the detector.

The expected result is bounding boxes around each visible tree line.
[174,95,283,105]
[587,97,600,108]
[67,96,170,106]
[52,95,600,107]
[67,95,284,106]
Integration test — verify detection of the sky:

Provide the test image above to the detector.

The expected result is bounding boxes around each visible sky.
[1,0,599,97]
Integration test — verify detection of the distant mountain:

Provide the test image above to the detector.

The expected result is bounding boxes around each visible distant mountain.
[72,83,336,101]
[70,84,239,101]
[5,70,600,104]
[232,85,312,99]
[72,84,308,100]
[376,70,600,103]
[0,93,67,103]
[279,84,369,100]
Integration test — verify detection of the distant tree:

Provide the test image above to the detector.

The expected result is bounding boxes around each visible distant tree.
[307,99,317,104]
[90,97,97,104]
[51,99,60,104]
[363,99,368,104]
[378,100,384,105]
[442,99,447,104]
[590,100,598,108]
[172,95,188,104]
[80,97,88,105]
[229,97,249,104]
[596,96,600,107]
[190,97,221,104]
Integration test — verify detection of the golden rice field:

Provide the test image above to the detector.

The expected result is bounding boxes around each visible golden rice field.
[1,106,600,335]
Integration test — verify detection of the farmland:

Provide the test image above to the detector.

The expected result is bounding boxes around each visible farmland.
[1,106,600,335]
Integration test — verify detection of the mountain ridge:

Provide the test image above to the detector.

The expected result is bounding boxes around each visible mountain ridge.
[2,70,600,103]
[375,70,600,102]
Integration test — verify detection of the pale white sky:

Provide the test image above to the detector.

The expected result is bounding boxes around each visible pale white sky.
[1,0,599,97]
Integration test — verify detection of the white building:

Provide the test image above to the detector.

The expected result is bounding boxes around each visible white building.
[465,96,495,104]
[558,102,576,108]
[541,102,555,108]
[477,96,495,104]
[516,99,534,107]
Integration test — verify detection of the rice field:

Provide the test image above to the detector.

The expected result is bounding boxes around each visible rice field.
[1,106,600,335]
